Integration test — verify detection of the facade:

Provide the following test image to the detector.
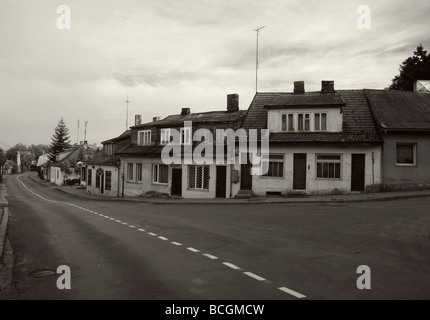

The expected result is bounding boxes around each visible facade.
[239,81,382,196]
[117,94,246,198]
[86,131,130,197]
[365,86,430,190]
[49,141,97,186]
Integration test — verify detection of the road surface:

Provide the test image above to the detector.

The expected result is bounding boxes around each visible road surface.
[1,172,429,299]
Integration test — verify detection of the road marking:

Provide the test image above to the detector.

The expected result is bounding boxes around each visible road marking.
[148,232,157,236]
[171,242,182,246]
[158,236,168,241]
[137,228,146,232]
[203,253,218,260]
[122,222,128,225]
[129,225,136,228]
[187,247,200,253]
[244,272,266,281]
[278,287,306,299]
[115,220,121,223]
[222,262,241,270]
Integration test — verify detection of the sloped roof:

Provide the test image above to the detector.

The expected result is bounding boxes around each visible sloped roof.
[101,130,131,144]
[264,92,345,108]
[132,110,246,129]
[116,145,165,157]
[365,90,430,130]
[241,90,381,144]
[50,143,97,166]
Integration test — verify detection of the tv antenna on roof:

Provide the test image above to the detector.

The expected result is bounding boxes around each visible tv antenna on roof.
[125,95,131,129]
[254,25,266,93]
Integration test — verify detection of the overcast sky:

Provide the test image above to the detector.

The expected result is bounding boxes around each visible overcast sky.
[1,0,429,149]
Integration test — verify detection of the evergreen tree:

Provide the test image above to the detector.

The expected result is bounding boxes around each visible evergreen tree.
[389,44,430,91]
[48,117,72,162]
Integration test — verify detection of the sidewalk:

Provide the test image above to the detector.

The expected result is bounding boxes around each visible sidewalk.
[54,184,430,205]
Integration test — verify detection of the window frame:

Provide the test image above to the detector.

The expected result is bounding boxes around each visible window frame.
[87,169,92,186]
[152,164,169,184]
[262,154,284,178]
[314,112,327,131]
[105,171,112,191]
[188,165,210,190]
[127,163,134,181]
[396,143,417,166]
[160,128,170,145]
[316,154,342,180]
[281,113,295,132]
[138,130,152,146]
[136,163,143,182]
[180,127,192,145]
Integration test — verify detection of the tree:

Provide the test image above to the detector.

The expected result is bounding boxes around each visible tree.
[5,143,27,162]
[0,148,6,174]
[389,44,430,91]
[48,117,72,162]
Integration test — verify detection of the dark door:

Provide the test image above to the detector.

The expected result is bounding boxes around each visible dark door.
[293,153,307,190]
[216,166,227,198]
[351,154,365,192]
[171,168,182,196]
[100,174,104,194]
[241,163,252,190]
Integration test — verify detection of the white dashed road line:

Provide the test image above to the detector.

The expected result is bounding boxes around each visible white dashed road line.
[278,287,307,299]
[171,242,182,246]
[203,253,218,260]
[137,228,146,232]
[148,232,157,236]
[158,236,168,241]
[243,272,266,282]
[187,247,200,253]
[222,262,242,270]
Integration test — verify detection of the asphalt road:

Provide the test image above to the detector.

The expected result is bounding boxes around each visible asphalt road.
[1,172,429,300]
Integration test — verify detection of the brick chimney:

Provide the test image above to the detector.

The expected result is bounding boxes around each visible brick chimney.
[321,80,335,93]
[135,114,142,126]
[181,108,190,115]
[294,81,305,93]
[153,116,160,122]
[227,94,239,112]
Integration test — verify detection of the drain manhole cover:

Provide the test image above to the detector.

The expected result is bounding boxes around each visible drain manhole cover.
[28,269,57,279]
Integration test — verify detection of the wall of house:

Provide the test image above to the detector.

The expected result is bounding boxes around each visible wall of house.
[267,107,342,132]
[383,133,430,187]
[250,145,381,195]
[86,165,120,197]
[50,166,64,186]
[120,157,171,197]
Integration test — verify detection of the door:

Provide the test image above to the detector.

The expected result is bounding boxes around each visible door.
[293,153,307,190]
[216,166,227,198]
[241,163,252,190]
[100,174,104,194]
[351,154,365,191]
[171,168,182,196]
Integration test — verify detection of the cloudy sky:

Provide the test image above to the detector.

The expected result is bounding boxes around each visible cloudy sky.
[0,0,429,148]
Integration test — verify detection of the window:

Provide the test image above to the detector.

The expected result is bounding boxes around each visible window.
[104,144,114,155]
[105,171,112,191]
[281,114,294,132]
[396,143,416,165]
[153,164,168,184]
[316,154,341,179]
[263,154,284,177]
[127,163,134,181]
[188,165,209,190]
[314,113,327,131]
[87,169,92,186]
[298,113,310,131]
[180,127,191,145]
[95,171,101,188]
[136,164,142,182]
[160,129,170,145]
[138,130,151,146]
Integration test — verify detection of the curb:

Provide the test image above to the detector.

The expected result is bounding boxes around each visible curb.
[0,207,9,269]
[54,187,430,205]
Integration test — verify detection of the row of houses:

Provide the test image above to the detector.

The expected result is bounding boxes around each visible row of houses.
[47,80,430,198]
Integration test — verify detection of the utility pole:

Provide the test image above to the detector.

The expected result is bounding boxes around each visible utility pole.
[125,95,131,130]
[84,121,88,141]
[77,120,80,144]
[254,26,266,93]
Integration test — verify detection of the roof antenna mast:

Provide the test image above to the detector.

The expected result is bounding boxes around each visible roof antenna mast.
[125,95,131,129]
[254,25,266,93]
